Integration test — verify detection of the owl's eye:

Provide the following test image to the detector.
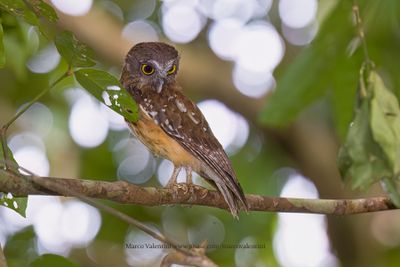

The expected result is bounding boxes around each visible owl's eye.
[141,64,155,75]
[167,65,176,75]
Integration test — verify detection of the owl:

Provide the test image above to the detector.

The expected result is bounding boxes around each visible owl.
[120,42,248,218]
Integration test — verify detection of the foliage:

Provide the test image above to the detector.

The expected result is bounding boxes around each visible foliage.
[55,31,95,68]
[338,70,400,205]
[0,1,137,219]
[74,68,138,122]
[260,0,361,138]
[0,140,28,217]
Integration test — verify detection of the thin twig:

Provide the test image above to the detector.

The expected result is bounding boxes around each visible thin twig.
[0,244,7,267]
[0,70,70,169]
[0,167,396,215]
[352,0,372,67]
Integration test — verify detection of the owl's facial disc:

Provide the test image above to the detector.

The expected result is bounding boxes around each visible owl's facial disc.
[145,59,176,93]
[148,59,175,77]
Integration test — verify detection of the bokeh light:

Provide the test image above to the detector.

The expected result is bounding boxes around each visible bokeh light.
[157,159,189,186]
[125,227,165,266]
[100,104,127,131]
[282,21,319,46]
[126,0,157,20]
[99,0,124,20]
[0,198,30,244]
[13,146,50,177]
[198,0,272,21]
[122,21,159,44]
[26,44,60,74]
[233,21,284,73]
[118,154,156,184]
[114,138,156,184]
[161,208,188,242]
[162,4,204,43]
[29,197,101,255]
[210,0,256,22]
[16,102,54,137]
[273,173,338,267]
[59,200,101,246]
[198,99,249,155]
[9,132,50,176]
[232,64,276,98]
[68,92,109,148]
[51,0,93,16]
[208,19,244,60]
[0,196,101,257]
[188,215,225,250]
[234,236,259,267]
[279,0,318,28]
[371,212,400,247]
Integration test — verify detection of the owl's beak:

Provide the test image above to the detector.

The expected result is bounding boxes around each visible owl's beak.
[155,77,165,93]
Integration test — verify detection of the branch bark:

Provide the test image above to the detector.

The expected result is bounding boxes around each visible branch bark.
[0,170,395,215]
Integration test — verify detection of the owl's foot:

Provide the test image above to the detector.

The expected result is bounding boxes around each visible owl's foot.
[185,166,193,184]
[166,166,181,188]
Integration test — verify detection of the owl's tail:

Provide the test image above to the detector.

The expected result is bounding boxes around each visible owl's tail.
[202,171,249,219]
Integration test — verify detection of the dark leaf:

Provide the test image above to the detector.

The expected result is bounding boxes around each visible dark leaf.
[26,0,58,22]
[330,55,360,139]
[0,143,28,217]
[260,1,361,127]
[55,31,96,67]
[0,192,28,218]
[381,178,400,208]
[30,254,80,267]
[0,0,39,25]
[369,71,400,174]
[338,100,391,189]
[74,68,139,122]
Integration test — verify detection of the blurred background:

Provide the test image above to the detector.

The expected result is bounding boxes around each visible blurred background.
[1,0,400,266]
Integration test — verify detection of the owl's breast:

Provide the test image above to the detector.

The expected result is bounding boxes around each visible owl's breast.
[127,105,201,170]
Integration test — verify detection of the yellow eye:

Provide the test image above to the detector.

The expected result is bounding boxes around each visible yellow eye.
[141,64,155,75]
[167,65,176,75]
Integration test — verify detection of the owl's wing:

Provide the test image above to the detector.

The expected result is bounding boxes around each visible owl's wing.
[142,88,248,213]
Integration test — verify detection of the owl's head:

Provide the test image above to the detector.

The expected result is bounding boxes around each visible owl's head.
[122,42,180,93]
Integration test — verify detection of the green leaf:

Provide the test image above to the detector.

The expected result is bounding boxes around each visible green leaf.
[260,1,361,127]
[26,0,58,22]
[259,47,329,127]
[330,56,360,139]
[0,0,39,25]
[369,71,400,174]
[381,178,400,208]
[30,254,80,267]
[55,31,96,67]
[74,68,139,122]
[0,192,28,217]
[0,144,28,217]
[0,20,5,68]
[337,100,391,189]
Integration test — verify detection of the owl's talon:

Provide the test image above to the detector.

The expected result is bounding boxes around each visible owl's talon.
[166,166,181,188]
[185,166,193,184]
[180,183,189,194]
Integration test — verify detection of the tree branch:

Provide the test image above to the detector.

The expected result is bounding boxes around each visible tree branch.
[1,166,218,267]
[0,169,395,215]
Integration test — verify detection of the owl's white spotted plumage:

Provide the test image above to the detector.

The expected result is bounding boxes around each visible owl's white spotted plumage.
[120,42,248,218]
